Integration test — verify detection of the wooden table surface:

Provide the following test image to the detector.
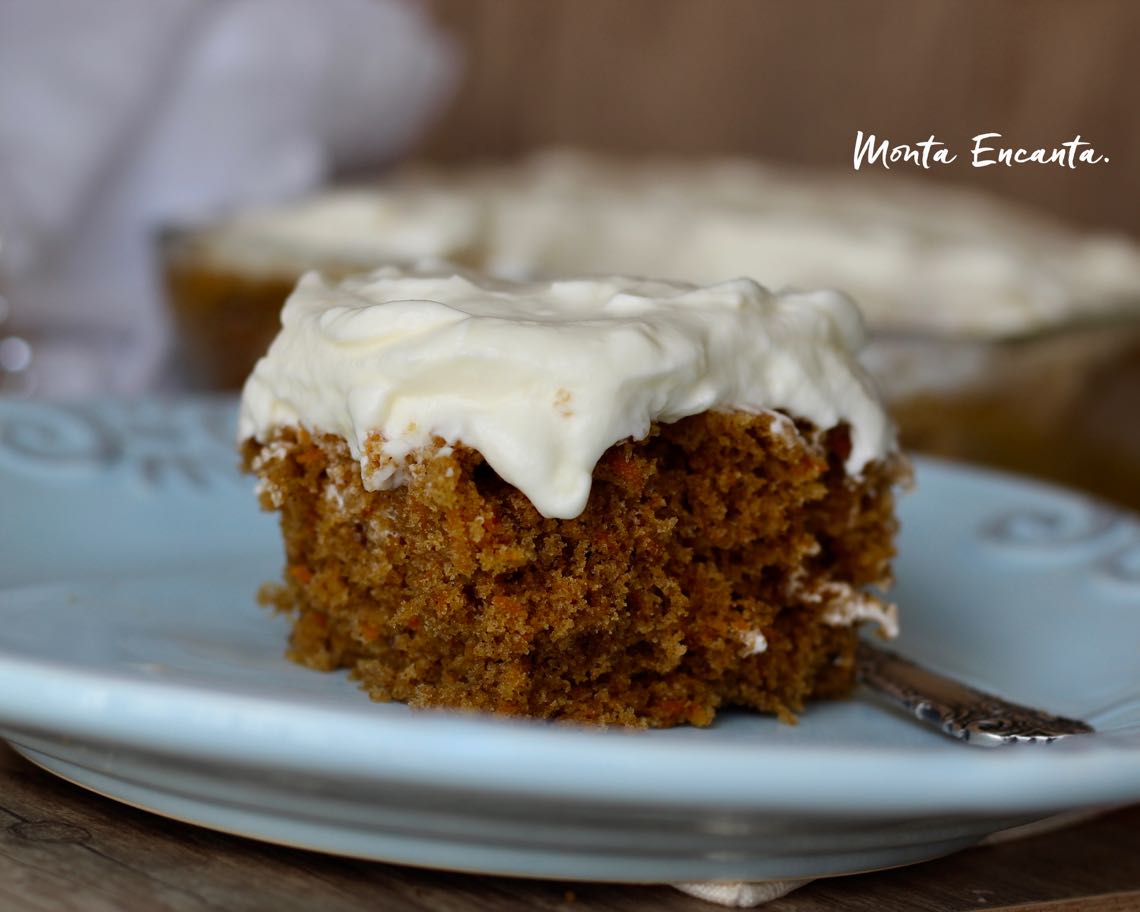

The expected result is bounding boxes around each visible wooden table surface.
[1,743,1137,911]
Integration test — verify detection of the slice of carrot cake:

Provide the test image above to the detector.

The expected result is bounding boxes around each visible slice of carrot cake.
[239,265,908,727]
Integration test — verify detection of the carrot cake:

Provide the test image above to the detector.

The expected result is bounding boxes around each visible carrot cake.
[239,265,908,727]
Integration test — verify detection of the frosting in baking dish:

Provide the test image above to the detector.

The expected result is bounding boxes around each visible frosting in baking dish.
[189,185,483,274]
[239,264,895,518]
[201,150,1140,337]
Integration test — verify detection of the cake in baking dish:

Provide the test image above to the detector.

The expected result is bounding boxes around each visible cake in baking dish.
[239,265,908,727]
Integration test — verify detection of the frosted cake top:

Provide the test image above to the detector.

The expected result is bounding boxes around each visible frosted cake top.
[239,265,896,519]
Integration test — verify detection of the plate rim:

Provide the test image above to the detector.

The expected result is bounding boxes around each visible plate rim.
[0,642,1136,817]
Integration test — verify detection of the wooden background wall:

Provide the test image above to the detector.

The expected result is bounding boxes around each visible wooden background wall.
[418,0,1140,237]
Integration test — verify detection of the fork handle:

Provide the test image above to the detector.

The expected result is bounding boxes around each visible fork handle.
[855,641,1094,747]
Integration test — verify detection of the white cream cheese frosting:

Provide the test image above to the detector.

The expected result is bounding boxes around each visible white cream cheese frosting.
[813,582,899,639]
[239,264,896,519]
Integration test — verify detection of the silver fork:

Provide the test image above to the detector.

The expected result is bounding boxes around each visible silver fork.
[856,641,1095,746]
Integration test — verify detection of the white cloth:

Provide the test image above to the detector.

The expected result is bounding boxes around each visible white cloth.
[671,807,1112,907]
[674,880,808,907]
[0,0,458,395]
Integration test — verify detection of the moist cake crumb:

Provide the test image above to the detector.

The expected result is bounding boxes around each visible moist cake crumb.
[244,410,905,728]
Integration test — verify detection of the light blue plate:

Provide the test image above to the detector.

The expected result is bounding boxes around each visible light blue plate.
[0,398,1137,883]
